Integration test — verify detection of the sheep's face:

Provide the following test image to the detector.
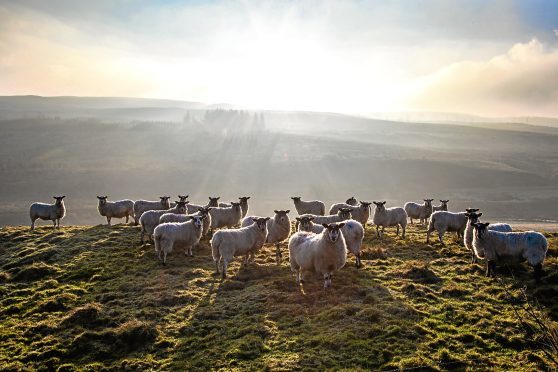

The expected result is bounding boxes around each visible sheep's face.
[230,202,241,210]
[178,195,189,202]
[465,208,480,213]
[190,216,204,228]
[175,201,188,214]
[198,207,212,215]
[424,199,434,207]
[208,197,220,207]
[359,201,372,209]
[54,196,66,205]
[274,210,290,223]
[239,196,250,203]
[373,201,387,212]
[296,216,314,231]
[160,196,171,205]
[339,208,352,219]
[440,200,449,207]
[465,212,482,223]
[97,196,108,206]
[346,197,357,205]
[291,197,301,202]
[472,222,490,238]
[255,217,270,232]
[323,223,345,242]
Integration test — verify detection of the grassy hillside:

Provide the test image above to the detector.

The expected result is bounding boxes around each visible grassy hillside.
[0,223,557,370]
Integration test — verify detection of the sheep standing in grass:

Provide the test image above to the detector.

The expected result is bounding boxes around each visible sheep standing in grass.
[433,200,449,212]
[372,201,407,239]
[348,201,372,225]
[30,196,66,230]
[404,199,434,225]
[209,202,242,229]
[242,210,291,264]
[96,196,134,226]
[291,197,325,215]
[289,222,347,289]
[139,201,188,244]
[133,196,171,225]
[472,222,548,282]
[328,197,358,214]
[211,217,270,278]
[296,217,364,268]
[218,196,251,218]
[160,207,213,237]
[153,215,206,264]
[464,211,512,263]
[426,211,467,245]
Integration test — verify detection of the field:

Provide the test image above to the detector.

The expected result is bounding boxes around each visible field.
[1,223,557,370]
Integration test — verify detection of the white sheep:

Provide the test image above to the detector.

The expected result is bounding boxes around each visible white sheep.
[404,199,434,225]
[96,196,134,226]
[432,199,449,212]
[133,196,171,225]
[160,206,213,236]
[328,197,358,214]
[139,201,188,244]
[288,222,347,289]
[186,196,220,214]
[241,210,291,264]
[372,201,407,239]
[301,208,352,225]
[30,196,66,230]
[153,215,206,264]
[211,217,270,278]
[291,196,325,215]
[218,196,251,218]
[296,216,364,268]
[464,210,512,263]
[426,210,467,245]
[209,202,242,229]
[472,222,548,282]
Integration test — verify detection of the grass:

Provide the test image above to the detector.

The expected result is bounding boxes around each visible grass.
[0,223,557,370]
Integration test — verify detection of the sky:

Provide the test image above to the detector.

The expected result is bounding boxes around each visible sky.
[0,0,558,117]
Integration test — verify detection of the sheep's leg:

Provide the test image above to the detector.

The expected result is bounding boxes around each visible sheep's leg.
[324,273,332,289]
[396,225,400,235]
[189,246,193,257]
[221,259,228,279]
[534,263,543,283]
[30,218,36,231]
[438,232,445,246]
[471,252,477,264]
[163,251,167,266]
[381,226,385,239]
[275,243,282,265]
[410,218,413,224]
[243,254,249,269]
[486,260,496,277]
[401,225,406,239]
[107,216,111,226]
[215,256,221,274]
[249,251,256,263]
[375,225,380,238]
[140,230,145,245]
[356,253,361,269]
[125,215,129,224]
[52,220,56,229]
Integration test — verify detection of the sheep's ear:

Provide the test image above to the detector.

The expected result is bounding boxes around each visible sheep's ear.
[382,201,386,205]
[198,208,204,212]
[274,210,279,214]
[478,212,482,217]
[338,223,345,229]
[309,217,315,221]
[285,210,290,213]
[97,196,101,199]
[322,223,329,229]
[208,197,212,200]
[465,213,470,217]
[184,201,189,204]
[265,217,270,221]
[295,217,301,221]
[246,197,251,200]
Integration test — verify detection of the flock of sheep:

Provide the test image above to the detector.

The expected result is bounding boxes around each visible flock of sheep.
[28,195,549,288]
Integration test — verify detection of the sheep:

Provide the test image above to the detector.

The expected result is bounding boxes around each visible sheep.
[296,216,364,268]
[404,199,434,225]
[432,199,449,212]
[139,201,188,244]
[241,210,291,264]
[372,201,407,239]
[209,202,242,229]
[301,208,353,226]
[288,222,347,289]
[426,210,468,245]
[218,196,250,218]
[211,217,270,278]
[160,206,213,236]
[133,196,171,225]
[472,222,548,282]
[96,196,134,226]
[328,197,358,214]
[291,196,325,215]
[464,211,512,263]
[30,196,66,230]
[186,196,220,214]
[153,215,206,264]
[170,194,189,208]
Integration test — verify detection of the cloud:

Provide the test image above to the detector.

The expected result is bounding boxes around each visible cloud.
[406,38,558,117]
